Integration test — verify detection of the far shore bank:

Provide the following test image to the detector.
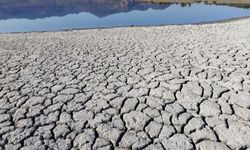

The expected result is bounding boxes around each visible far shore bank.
[140,0,250,5]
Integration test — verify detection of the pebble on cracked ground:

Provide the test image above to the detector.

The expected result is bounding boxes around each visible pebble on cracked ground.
[0,19,250,150]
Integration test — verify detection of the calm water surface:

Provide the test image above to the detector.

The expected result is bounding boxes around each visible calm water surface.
[0,0,250,32]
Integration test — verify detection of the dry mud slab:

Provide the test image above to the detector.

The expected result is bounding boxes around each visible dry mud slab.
[0,19,250,150]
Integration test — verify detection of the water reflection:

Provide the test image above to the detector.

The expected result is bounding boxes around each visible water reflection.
[0,0,171,20]
[1,0,250,20]
[0,0,250,32]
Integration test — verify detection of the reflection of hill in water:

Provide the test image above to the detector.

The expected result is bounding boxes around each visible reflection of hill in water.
[0,0,170,20]
[0,0,250,20]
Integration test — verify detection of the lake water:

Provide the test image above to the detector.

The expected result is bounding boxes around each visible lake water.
[0,0,250,33]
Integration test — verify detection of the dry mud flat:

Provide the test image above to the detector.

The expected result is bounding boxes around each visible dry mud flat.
[0,19,250,150]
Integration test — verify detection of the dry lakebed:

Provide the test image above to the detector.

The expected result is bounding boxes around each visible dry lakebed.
[0,18,250,150]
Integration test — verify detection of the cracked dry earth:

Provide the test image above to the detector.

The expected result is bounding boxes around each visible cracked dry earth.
[0,19,250,150]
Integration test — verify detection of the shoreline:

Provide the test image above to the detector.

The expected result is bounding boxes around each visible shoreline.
[1,16,250,34]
